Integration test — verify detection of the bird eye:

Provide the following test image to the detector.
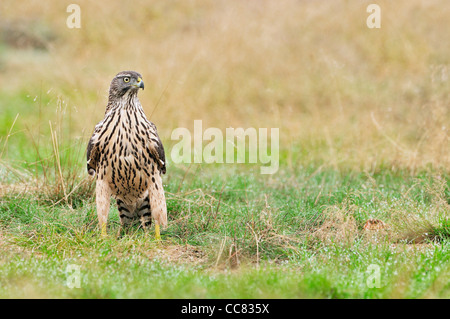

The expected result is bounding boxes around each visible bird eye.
[123,77,130,83]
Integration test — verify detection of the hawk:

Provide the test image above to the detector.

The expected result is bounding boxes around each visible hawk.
[87,71,167,239]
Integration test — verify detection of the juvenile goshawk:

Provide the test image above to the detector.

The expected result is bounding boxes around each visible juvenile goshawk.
[87,71,167,239]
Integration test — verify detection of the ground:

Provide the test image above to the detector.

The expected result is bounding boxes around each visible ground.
[0,168,448,298]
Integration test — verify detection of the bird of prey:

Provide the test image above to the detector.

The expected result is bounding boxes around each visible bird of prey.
[86,71,167,239]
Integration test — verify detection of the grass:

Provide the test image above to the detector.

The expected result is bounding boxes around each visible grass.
[0,0,449,298]
[1,166,449,298]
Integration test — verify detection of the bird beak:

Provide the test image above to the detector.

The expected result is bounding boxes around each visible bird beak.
[136,77,144,90]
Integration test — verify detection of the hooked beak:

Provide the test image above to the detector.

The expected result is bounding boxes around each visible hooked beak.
[136,77,144,90]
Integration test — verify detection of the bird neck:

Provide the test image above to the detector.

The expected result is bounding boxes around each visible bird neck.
[105,91,143,115]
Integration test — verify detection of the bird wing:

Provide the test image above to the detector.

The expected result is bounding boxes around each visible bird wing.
[145,121,167,228]
[147,122,166,174]
[86,121,104,176]
[86,135,99,176]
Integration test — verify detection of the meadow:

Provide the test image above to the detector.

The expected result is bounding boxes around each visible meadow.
[0,0,449,298]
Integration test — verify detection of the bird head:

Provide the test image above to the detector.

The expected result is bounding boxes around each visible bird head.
[108,71,144,98]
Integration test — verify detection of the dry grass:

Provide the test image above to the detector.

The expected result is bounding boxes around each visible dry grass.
[0,0,448,172]
[308,175,449,247]
[389,176,450,243]
[312,203,359,245]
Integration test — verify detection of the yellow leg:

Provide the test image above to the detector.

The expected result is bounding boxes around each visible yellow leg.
[101,223,107,237]
[155,224,161,241]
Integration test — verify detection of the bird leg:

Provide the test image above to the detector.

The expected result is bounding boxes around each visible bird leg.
[155,224,161,241]
[147,173,167,241]
[96,179,111,237]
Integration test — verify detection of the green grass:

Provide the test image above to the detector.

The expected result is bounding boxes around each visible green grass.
[1,243,448,299]
[0,87,448,299]
[1,164,449,298]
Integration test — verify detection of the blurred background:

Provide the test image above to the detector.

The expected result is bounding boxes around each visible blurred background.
[0,0,449,178]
